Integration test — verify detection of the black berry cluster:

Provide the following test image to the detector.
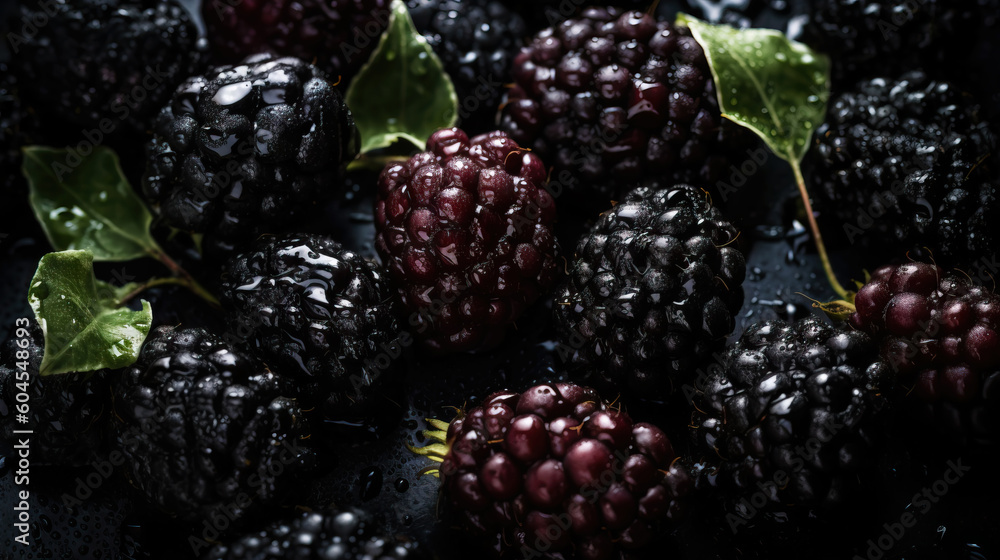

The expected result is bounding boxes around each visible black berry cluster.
[201,0,390,86]
[111,326,314,522]
[142,54,359,257]
[807,71,998,268]
[554,183,746,398]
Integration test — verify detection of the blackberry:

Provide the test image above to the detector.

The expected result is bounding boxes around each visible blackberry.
[500,8,752,207]
[406,0,527,133]
[411,382,699,559]
[801,0,979,87]
[553,183,745,398]
[201,0,389,87]
[111,325,314,521]
[691,318,890,516]
[0,320,110,466]
[374,128,560,354]
[807,71,999,268]
[7,0,202,136]
[203,508,425,560]
[142,53,359,257]
[219,233,404,429]
[849,262,1000,443]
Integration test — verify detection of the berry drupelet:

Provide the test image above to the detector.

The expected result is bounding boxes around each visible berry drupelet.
[142,53,359,258]
[807,71,998,268]
[553,183,746,399]
[8,0,203,136]
[411,382,699,559]
[374,127,560,354]
[849,262,1000,443]
[501,7,752,207]
[201,0,390,87]
[111,326,314,522]
[219,233,404,431]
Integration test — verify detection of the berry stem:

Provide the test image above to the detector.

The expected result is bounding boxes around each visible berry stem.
[116,277,188,306]
[789,156,850,300]
[147,246,221,309]
[347,154,411,173]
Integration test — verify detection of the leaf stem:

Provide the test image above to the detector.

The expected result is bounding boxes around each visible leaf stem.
[117,277,187,306]
[347,154,411,173]
[147,246,221,309]
[789,155,850,300]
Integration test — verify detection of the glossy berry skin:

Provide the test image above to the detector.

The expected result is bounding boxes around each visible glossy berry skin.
[201,0,389,86]
[439,383,695,559]
[850,262,1000,442]
[406,0,526,134]
[692,318,890,511]
[0,321,111,466]
[111,326,314,522]
[204,508,424,560]
[807,71,998,268]
[374,128,560,354]
[9,0,203,135]
[553,183,745,398]
[220,233,404,429]
[501,8,751,206]
[142,53,359,257]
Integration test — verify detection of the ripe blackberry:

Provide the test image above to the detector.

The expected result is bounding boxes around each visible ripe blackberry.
[7,0,202,135]
[374,128,560,354]
[201,0,389,86]
[142,53,359,257]
[807,71,998,268]
[111,326,314,521]
[406,0,526,133]
[411,382,700,559]
[691,318,890,515]
[500,8,752,207]
[219,233,404,429]
[0,320,110,466]
[553,183,745,398]
[203,508,425,560]
[801,0,978,86]
[849,262,1000,443]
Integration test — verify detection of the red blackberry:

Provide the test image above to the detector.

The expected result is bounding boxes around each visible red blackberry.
[410,382,700,559]
[201,0,389,86]
[553,183,745,399]
[8,0,203,136]
[500,8,753,207]
[219,233,404,432]
[807,71,998,268]
[373,128,560,354]
[849,262,1000,443]
[0,320,111,466]
[691,318,890,519]
[142,53,359,257]
[406,0,527,133]
[111,326,315,522]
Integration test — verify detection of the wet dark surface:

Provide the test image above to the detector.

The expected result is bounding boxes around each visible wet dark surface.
[1,0,998,559]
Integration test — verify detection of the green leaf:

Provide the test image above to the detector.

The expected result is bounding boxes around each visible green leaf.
[28,250,152,376]
[676,14,830,164]
[346,0,458,154]
[23,145,160,261]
